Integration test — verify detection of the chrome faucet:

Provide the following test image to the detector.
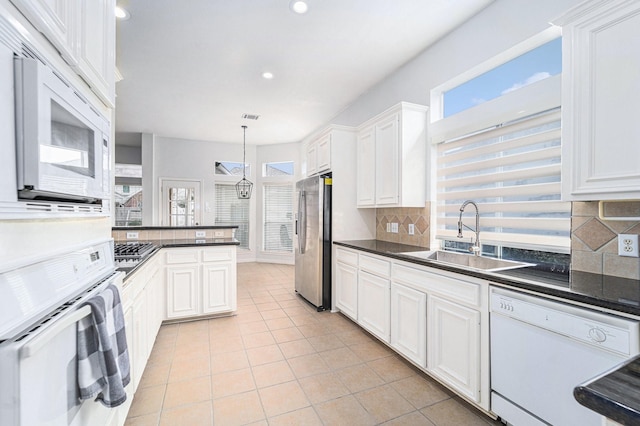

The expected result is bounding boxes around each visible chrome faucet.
[458,200,481,256]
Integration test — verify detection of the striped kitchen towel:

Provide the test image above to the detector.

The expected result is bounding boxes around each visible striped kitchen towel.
[77,283,131,408]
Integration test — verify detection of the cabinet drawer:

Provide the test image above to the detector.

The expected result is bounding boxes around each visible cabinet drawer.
[359,254,390,277]
[165,249,199,264]
[202,247,234,263]
[393,264,480,307]
[336,248,358,266]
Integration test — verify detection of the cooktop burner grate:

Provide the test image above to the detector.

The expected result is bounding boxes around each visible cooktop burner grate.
[114,242,156,260]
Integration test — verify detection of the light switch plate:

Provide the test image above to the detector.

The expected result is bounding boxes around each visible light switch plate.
[408,224,415,235]
[391,223,399,233]
[126,232,138,239]
[195,231,206,238]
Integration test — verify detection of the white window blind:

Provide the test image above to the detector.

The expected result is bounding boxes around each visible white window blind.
[436,108,571,251]
[215,184,249,249]
[263,184,293,252]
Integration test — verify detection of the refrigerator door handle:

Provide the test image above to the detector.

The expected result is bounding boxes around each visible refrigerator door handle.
[298,190,306,254]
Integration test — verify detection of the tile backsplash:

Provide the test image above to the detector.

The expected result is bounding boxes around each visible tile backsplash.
[112,227,236,242]
[375,203,431,247]
[572,201,640,279]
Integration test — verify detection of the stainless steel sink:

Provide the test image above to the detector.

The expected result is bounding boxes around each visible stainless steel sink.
[398,250,534,272]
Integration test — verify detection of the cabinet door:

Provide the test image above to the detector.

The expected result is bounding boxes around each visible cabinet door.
[166,265,199,319]
[76,0,115,106]
[391,282,426,367]
[132,290,147,387]
[12,0,79,66]
[306,142,317,176]
[427,296,480,402]
[316,133,331,173]
[357,270,390,343]
[123,305,136,391]
[202,262,234,314]
[356,127,376,207]
[375,113,399,205]
[557,0,640,200]
[335,261,358,320]
[145,268,162,351]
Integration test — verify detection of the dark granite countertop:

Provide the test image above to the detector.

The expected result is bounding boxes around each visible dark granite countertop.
[113,225,238,230]
[575,355,640,425]
[117,238,239,280]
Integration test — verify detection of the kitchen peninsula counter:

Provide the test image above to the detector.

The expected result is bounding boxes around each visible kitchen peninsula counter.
[116,238,239,279]
[574,355,640,426]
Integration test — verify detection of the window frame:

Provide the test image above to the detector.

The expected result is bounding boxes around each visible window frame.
[430,27,570,254]
[430,27,561,132]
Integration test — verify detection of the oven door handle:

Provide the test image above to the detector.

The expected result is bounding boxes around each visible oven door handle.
[20,305,92,359]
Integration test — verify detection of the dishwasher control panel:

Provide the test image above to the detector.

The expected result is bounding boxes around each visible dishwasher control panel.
[490,287,639,356]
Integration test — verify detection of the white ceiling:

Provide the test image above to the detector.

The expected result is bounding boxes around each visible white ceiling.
[114,0,493,146]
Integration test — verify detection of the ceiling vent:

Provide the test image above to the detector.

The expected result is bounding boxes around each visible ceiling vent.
[241,113,260,120]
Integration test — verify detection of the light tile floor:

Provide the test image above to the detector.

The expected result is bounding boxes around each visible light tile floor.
[125,262,501,426]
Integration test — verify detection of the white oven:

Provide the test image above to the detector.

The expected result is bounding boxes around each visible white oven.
[14,57,110,204]
[0,241,127,426]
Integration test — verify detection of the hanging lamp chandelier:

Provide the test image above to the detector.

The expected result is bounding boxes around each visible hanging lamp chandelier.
[235,125,253,199]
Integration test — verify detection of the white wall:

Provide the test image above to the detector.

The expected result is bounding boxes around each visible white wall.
[330,0,584,127]
[115,145,142,164]
[142,133,302,262]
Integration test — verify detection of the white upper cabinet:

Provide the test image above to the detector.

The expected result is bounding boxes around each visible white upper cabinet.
[76,0,115,107]
[356,102,428,208]
[356,126,376,206]
[11,0,116,107]
[305,131,331,177]
[10,0,79,66]
[554,0,640,200]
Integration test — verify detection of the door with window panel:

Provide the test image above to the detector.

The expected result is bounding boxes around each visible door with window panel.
[161,179,201,226]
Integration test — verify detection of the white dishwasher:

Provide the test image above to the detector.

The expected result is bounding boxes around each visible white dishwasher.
[490,287,640,426]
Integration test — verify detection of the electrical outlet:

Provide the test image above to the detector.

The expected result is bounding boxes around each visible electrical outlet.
[391,223,399,233]
[126,232,138,240]
[618,234,639,257]
[408,224,415,235]
[195,231,206,238]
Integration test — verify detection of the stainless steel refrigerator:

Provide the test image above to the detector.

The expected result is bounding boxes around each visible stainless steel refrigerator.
[294,175,331,311]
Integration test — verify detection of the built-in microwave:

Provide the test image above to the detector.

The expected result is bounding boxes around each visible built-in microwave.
[14,57,110,204]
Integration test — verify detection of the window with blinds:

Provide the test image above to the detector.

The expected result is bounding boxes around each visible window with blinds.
[436,108,571,251]
[215,183,249,249]
[431,29,569,254]
[263,183,293,252]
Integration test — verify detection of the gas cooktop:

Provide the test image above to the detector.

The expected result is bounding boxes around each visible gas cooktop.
[114,242,157,268]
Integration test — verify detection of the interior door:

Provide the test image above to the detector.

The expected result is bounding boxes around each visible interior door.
[160,178,202,226]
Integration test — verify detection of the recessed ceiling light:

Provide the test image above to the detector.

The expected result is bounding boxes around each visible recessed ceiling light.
[290,1,308,14]
[115,6,130,20]
[262,72,274,80]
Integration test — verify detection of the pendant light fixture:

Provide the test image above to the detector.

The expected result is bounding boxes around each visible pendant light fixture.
[235,125,253,199]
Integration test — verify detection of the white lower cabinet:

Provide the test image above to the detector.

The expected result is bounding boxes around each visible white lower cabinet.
[165,246,237,320]
[357,270,391,343]
[202,262,236,314]
[335,260,358,320]
[335,247,359,320]
[120,253,164,394]
[427,295,480,402]
[166,264,200,319]
[333,247,489,411]
[390,282,427,367]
